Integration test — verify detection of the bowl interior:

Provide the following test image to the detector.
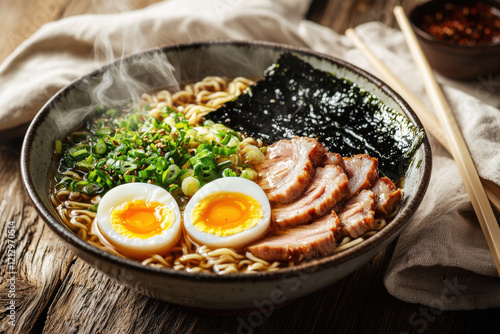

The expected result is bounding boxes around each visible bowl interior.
[21,41,431,308]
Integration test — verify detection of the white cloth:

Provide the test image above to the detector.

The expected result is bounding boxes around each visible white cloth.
[2,0,499,310]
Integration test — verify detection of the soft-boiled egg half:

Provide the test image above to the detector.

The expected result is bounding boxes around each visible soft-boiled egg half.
[183,177,271,248]
[95,183,181,259]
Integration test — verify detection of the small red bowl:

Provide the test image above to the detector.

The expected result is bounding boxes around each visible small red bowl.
[409,0,500,80]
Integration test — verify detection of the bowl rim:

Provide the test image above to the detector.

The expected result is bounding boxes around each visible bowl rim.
[21,40,432,283]
[409,0,500,50]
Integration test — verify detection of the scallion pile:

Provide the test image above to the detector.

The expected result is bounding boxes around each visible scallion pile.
[54,105,265,208]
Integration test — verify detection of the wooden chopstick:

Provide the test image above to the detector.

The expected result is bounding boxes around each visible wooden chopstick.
[392,6,500,276]
[344,28,500,216]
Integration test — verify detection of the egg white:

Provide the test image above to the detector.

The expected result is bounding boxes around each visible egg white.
[96,183,181,259]
[183,177,271,248]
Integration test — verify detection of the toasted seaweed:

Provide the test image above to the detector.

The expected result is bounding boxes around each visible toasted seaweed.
[207,53,424,180]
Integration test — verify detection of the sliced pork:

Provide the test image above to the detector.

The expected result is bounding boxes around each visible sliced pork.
[337,189,375,239]
[321,151,345,171]
[272,165,349,227]
[257,137,325,204]
[247,211,340,262]
[372,177,402,216]
[343,154,378,198]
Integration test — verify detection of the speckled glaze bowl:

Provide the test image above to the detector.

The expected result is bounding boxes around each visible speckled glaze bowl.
[21,41,431,311]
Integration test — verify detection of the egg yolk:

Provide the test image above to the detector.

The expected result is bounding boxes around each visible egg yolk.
[190,192,264,237]
[110,200,174,239]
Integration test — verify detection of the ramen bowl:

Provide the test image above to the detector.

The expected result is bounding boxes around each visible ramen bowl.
[21,41,431,311]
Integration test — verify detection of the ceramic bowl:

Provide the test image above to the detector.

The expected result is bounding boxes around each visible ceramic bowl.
[21,41,431,311]
[409,0,500,80]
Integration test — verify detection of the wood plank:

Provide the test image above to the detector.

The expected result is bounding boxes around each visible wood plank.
[0,141,75,334]
[0,0,66,64]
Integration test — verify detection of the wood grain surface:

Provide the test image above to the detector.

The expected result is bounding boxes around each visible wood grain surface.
[1,1,499,333]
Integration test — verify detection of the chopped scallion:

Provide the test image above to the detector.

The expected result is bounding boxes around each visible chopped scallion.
[163,164,180,184]
[54,140,62,154]
[96,139,107,155]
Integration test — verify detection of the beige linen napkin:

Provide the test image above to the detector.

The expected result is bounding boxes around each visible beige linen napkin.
[2,0,499,310]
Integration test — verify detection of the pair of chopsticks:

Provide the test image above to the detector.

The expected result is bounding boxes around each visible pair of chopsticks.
[345,6,500,276]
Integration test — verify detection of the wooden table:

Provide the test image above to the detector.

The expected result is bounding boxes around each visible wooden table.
[1,1,499,333]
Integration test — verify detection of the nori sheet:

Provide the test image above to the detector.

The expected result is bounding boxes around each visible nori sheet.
[207,53,424,180]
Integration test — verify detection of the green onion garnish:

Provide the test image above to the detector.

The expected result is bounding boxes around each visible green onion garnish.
[163,164,181,183]
[54,140,62,154]
[95,139,107,155]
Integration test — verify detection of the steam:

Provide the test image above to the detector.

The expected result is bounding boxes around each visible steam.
[91,37,179,108]
[89,1,179,110]
[50,0,295,137]
[52,0,180,137]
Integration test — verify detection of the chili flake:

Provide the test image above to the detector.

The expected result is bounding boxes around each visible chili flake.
[420,2,500,45]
